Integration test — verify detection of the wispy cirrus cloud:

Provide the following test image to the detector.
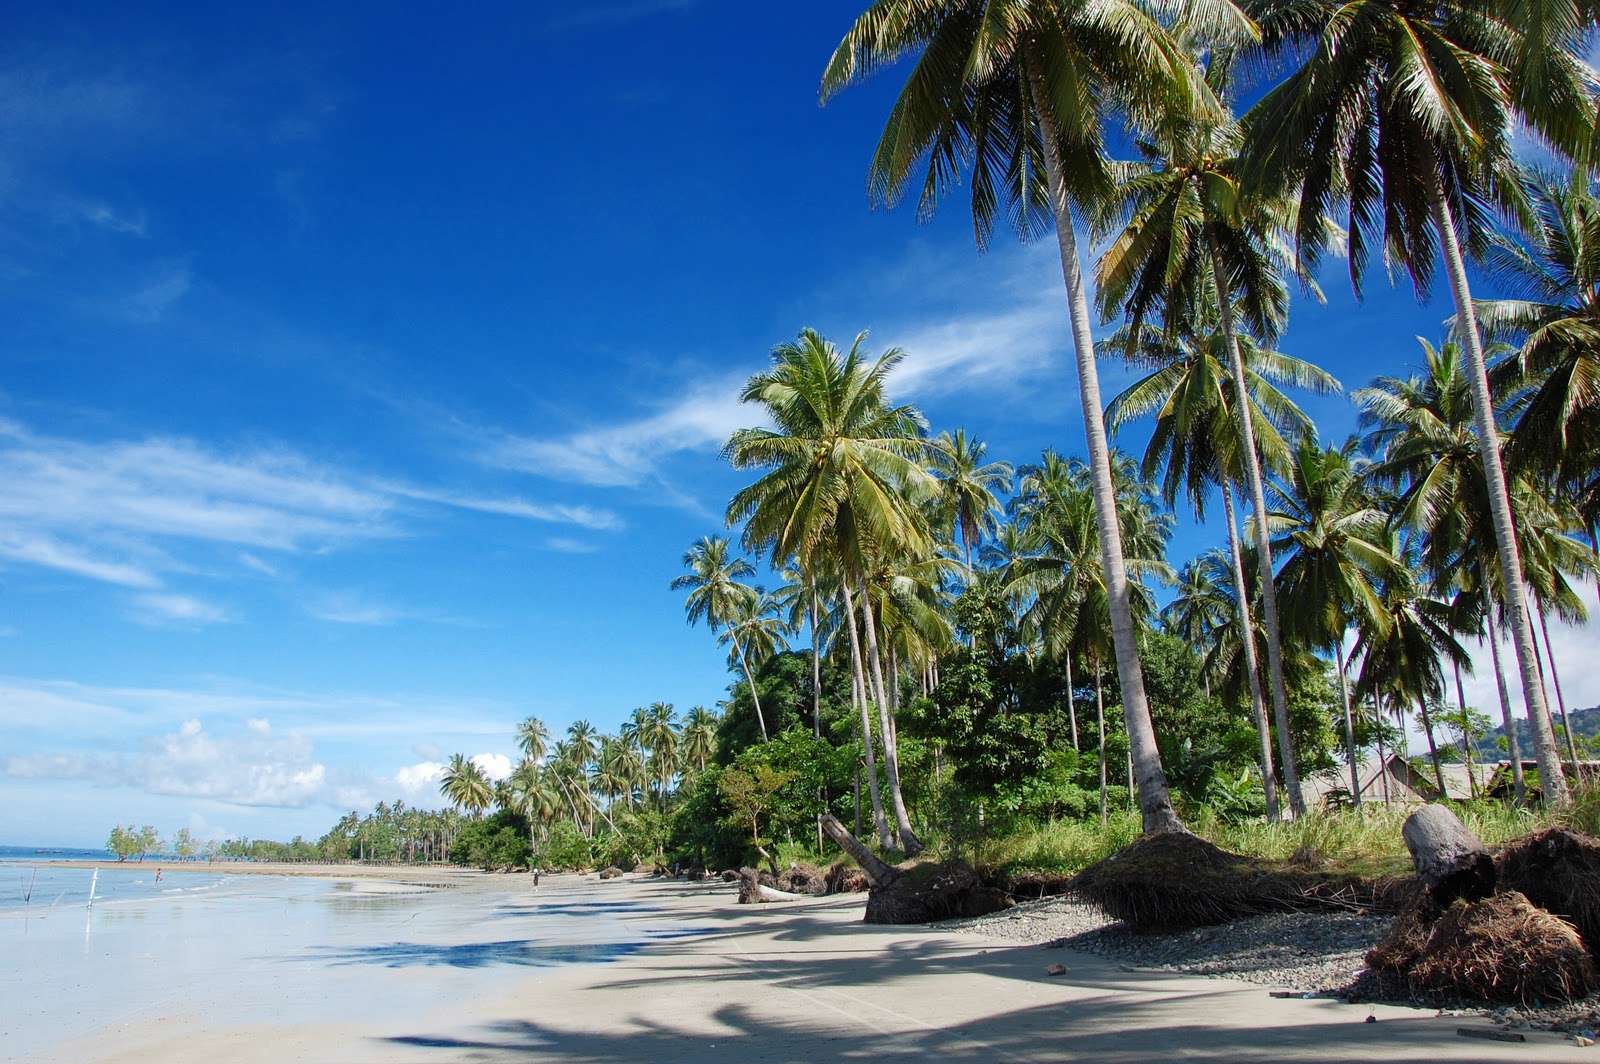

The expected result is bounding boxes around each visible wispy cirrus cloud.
[485,246,1071,490]
[0,420,622,598]
[133,592,233,628]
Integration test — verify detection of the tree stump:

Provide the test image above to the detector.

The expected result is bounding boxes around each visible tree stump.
[818,814,1010,924]
[1402,804,1495,911]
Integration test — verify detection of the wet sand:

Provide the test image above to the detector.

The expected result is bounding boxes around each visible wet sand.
[22,871,1591,1063]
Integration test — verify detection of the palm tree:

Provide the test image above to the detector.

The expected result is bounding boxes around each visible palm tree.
[682,705,719,772]
[670,536,770,740]
[822,0,1256,835]
[1355,339,1593,787]
[717,591,791,741]
[515,717,550,764]
[1240,0,1598,806]
[1098,63,1347,817]
[440,753,493,818]
[929,429,1013,571]
[643,702,682,808]
[1272,435,1398,806]
[725,328,934,853]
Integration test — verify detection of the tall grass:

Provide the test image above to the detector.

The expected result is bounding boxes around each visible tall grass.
[960,781,1600,878]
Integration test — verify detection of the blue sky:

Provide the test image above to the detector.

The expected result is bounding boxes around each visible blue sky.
[3,2,1594,847]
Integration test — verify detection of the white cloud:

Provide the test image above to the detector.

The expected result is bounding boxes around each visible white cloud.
[485,380,749,487]
[132,592,233,627]
[123,263,190,321]
[396,760,444,796]
[4,717,328,808]
[0,420,620,595]
[471,752,513,781]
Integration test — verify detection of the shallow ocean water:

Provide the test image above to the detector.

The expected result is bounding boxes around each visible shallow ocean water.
[0,864,689,1062]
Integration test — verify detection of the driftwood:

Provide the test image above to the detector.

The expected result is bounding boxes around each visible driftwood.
[1402,804,1495,911]
[819,814,1010,924]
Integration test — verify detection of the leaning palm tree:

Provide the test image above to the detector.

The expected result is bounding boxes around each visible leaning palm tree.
[1240,0,1599,806]
[717,592,791,742]
[725,328,935,853]
[822,0,1257,834]
[670,535,769,740]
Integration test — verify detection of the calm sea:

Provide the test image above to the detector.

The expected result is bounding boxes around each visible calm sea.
[0,860,699,1062]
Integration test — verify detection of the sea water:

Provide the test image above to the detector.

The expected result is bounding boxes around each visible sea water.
[0,858,693,1062]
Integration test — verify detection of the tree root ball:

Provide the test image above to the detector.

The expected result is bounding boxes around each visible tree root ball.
[862,859,1012,924]
[1496,828,1600,957]
[778,862,827,896]
[1399,892,1596,1005]
[598,866,624,880]
[824,861,869,894]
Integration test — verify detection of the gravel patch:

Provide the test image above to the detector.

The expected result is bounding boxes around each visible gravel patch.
[942,895,1388,993]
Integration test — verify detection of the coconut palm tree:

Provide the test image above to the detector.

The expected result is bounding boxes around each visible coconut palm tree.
[671,536,770,739]
[1097,60,1349,816]
[929,429,1014,572]
[718,592,791,741]
[1271,435,1398,806]
[1104,297,1337,817]
[515,717,550,764]
[682,705,719,772]
[725,328,935,853]
[1240,0,1599,806]
[440,753,493,818]
[822,0,1257,834]
[643,702,682,808]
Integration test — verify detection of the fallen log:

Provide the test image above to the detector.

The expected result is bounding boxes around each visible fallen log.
[1401,804,1495,911]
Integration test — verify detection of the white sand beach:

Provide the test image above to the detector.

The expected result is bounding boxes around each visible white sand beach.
[12,867,1592,1063]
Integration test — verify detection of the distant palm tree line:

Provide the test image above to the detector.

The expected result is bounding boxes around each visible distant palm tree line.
[672,1,1597,836]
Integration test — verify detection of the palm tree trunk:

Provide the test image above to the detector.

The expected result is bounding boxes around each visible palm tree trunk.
[810,587,823,740]
[732,637,769,741]
[841,581,894,850]
[1223,482,1281,820]
[1209,233,1303,817]
[1027,52,1180,834]
[1064,654,1079,751]
[856,572,922,854]
[1335,640,1361,809]
[1454,658,1477,799]
[1375,696,1392,806]
[1536,601,1581,769]
[1096,667,1108,826]
[1429,174,1569,806]
[1488,624,1528,804]
[1418,695,1447,798]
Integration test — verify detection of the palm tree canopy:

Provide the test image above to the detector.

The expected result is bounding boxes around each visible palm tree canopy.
[820,0,1253,247]
[725,328,937,581]
[670,535,758,633]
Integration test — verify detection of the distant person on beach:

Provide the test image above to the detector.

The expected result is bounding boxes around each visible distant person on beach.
[155,869,162,883]
[533,867,540,886]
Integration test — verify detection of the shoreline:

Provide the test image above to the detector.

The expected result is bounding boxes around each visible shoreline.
[24,873,1593,1063]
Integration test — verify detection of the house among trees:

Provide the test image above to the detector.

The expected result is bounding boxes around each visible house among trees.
[1307,756,1600,808]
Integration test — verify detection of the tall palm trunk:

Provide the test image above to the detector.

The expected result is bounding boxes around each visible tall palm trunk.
[1536,602,1581,769]
[1096,666,1108,826]
[1222,482,1281,820]
[1064,654,1079,751]
[1429,174,1569,806]
[1453,658,1477,799]
[1418,695,1447,797]
[1375,695,1393,805]
[841,581,893,850]
[1209,233,1304,817]
[732,636,769,741]
[855,572,921,854]
[810,587,823,740]
[1488,625,1527,803]
[1027,52,1180,834]
[1335,640,1361,808]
